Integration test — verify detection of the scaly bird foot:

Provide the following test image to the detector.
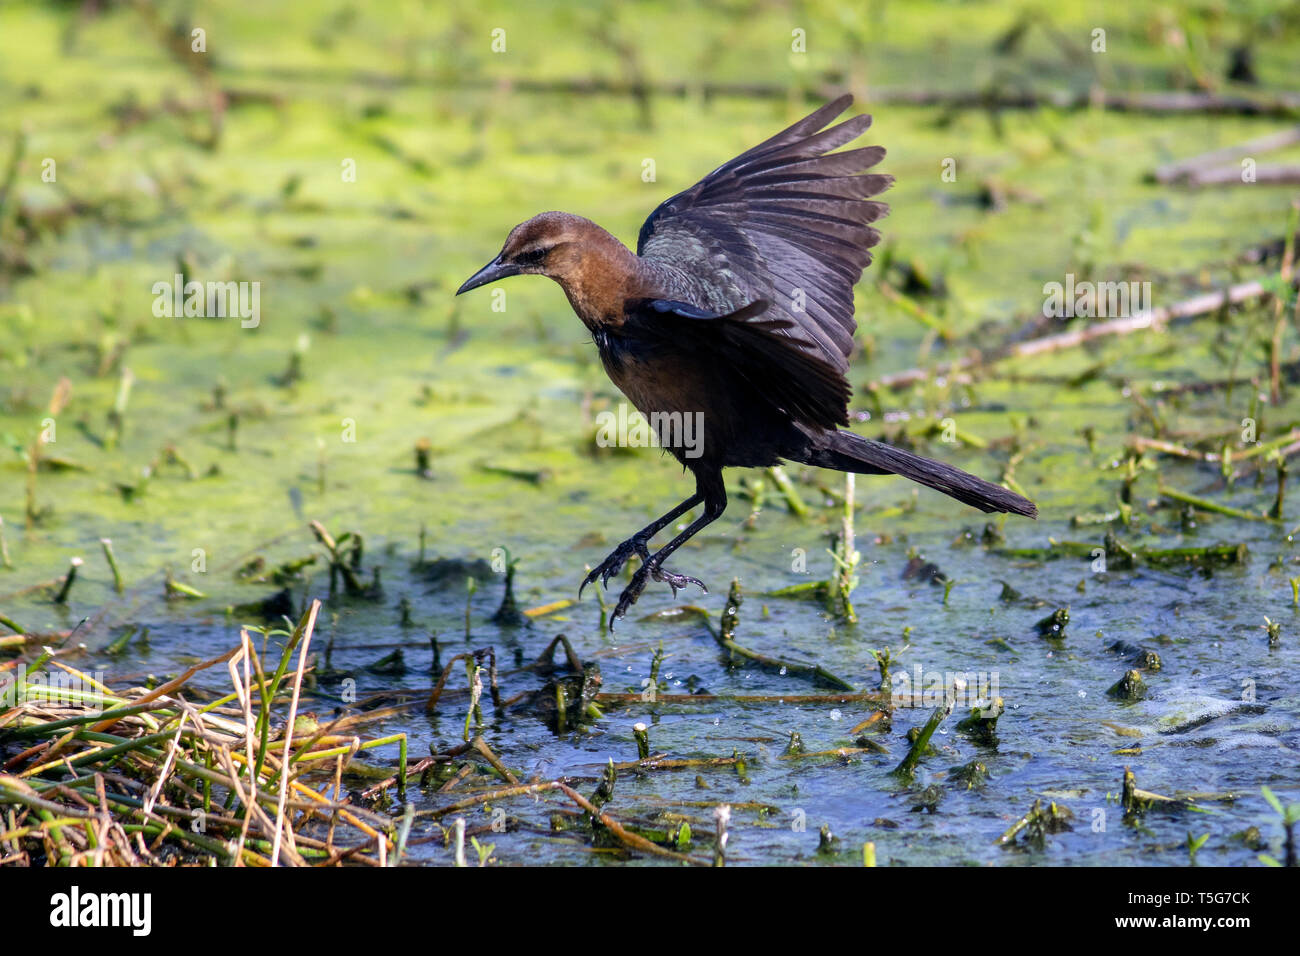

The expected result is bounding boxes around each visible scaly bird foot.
[609,562,708,630]
[578,537,650,598]
[652,566,707,598]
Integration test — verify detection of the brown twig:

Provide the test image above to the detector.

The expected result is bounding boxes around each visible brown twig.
[554,782,708,866]
[873,277,1288,390]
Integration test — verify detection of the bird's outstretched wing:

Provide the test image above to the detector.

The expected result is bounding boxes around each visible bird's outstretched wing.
[637,94,891,377]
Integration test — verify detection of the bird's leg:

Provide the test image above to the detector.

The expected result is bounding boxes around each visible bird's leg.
[579,491,702,598]
[612,477,727,626]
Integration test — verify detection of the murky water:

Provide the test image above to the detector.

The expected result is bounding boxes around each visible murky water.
[3,0,1299,865]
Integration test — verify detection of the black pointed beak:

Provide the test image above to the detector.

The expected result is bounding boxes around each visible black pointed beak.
[456,255,520,295]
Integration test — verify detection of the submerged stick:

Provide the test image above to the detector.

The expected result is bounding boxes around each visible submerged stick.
[1158,484,1279,523]
[400,75,1300,118]
[893,697,954,778]
[1154,126,1300,184]
[764,466,808,517]
[554,781,707,866]
[833,473,860,623]
[874,277,1292,390]
[596,691,880,705]
[996,798,1075,847]
[53,557,82,604]
[422,781,562,819]
[710,580,855,691]
[99,539,124,594]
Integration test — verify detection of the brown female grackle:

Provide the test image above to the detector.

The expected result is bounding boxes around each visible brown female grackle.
[457,95,1036,627]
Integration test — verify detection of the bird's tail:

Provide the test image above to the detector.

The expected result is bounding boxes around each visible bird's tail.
[802,430,1037,518]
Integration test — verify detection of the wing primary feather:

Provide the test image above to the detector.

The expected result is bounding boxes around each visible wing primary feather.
[637,94,890,398]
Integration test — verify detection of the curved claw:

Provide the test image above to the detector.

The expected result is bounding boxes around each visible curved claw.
[653,567,708,598]
[578,537,650,599]
[609,568,650,629]
[607,562,709,629]
[577,566,602,600]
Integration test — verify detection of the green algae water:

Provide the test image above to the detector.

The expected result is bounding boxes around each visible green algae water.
[2,0,1299,866]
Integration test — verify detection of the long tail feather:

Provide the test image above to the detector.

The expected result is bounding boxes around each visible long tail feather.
[804,430,1037,517]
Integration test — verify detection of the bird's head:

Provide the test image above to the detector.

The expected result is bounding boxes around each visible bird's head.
[456,211,597,295]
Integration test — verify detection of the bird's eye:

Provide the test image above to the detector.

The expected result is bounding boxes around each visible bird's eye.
[514,246,548,266]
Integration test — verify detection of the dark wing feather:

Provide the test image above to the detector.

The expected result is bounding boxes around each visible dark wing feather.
[637,95,891,377]
[635,298,850,431]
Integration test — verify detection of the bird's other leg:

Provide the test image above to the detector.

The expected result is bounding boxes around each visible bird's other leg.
[611,472,727,626]
[579,491,703,598]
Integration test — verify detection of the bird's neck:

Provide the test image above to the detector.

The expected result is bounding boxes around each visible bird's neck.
[550,229,648,331]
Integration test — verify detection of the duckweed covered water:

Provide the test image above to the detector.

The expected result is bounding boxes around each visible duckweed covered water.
[2,0,1298,865]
